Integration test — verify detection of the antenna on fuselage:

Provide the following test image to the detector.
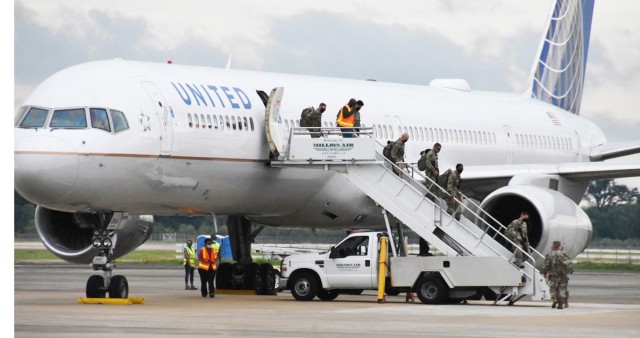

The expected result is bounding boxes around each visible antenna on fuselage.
[225,54,233,71]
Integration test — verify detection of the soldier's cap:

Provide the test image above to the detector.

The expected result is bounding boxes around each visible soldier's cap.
[552,240,561,246]
[356,100,364,106]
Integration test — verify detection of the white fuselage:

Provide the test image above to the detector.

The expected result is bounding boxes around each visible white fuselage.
[14,60,606,228]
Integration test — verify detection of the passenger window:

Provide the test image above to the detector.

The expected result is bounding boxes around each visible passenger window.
[19,107,49,128]
[243,117,248,131]
[250,117,254,131]
[50,108,87,128]
[194,114,200,128]
[90,108,111,132]
[188,114,193,128]
[111,110,129,133]
[211,115,218,129]
[207,115,212,129]
[237,116,242,130]
[219,115,225,130]
[200,114,206,128]
[231,116,236,130]
[225,116,230,129]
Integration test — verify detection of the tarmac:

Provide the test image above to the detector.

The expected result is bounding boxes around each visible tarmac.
[13,264,640,337]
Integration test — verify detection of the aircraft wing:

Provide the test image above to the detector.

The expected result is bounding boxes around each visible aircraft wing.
[589,140,640,161]
[460,161,640,200]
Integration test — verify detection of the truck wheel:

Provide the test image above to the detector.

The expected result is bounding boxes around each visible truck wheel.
[317,289,339,301]
[290,272,319,301]
[416,277,447,304]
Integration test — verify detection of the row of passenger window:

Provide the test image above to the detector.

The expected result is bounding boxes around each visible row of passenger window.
[369,124,497,145]
[515,133,572,151]
[187,113,255,131]
[17,106,129,133]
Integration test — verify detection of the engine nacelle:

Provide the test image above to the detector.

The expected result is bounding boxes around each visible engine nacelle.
[479,185,592,261]
[35,206,154,264]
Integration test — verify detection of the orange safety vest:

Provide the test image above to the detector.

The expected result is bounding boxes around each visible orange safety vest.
[198,247,218,270]
[336,104,355,127]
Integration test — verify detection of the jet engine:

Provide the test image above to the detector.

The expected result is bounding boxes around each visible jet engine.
[35,206,154,264]
[478,185,592,260]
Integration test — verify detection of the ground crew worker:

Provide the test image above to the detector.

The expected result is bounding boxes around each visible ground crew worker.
[183,239,197,290]
[301,103,326,138]
[424,143,441,200]
[446,163,464,220]
[210,233,221,266]
[353,100,364,134]
[198,238,218,298]
[336,98,357,138]
[542,240,573,309]
[505,211,530,268]
[390,133,409,174]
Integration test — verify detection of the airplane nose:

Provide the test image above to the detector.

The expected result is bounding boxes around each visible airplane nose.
[14,134,79,205]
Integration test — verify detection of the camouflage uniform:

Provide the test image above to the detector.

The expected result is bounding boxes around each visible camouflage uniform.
[446,169,462,220]
[505,219,529,267]
[424,150,439,197]
[302,107,324,138]
[389,139,406,175]
[542,249,573,309]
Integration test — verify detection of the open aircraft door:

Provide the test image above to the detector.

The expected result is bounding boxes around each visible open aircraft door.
[264,87,288,159]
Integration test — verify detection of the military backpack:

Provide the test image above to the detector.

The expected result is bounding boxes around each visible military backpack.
[299,107,313,127]
[383,141,393,160]
[417,150,428,171]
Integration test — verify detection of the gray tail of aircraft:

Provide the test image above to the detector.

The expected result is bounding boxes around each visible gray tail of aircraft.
[528,0,595,115]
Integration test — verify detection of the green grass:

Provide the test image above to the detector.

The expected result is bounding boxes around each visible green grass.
[14,249,640,272]
[14,249,281,266]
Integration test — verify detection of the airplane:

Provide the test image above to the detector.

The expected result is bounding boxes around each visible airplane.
[14,0,640,298]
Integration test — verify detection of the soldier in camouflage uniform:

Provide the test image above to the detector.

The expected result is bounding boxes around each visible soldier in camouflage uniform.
[390,133,409,175]
[505,211,530,268]
[353,100,364,134]
[301,103,326,138]
[424,143,442,199]
[446,163,463,220]
[542,240,573,309]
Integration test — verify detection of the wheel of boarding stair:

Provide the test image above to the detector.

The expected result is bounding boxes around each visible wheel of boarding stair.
[416,277,447,304]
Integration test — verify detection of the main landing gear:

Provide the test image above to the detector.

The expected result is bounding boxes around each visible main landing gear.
[215,216,277,295]
[85,214,128,299]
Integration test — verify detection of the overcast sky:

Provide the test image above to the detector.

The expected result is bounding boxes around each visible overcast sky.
[10,0,640,186]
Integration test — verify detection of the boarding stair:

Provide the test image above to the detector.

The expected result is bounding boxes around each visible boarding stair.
[270,127,549,303]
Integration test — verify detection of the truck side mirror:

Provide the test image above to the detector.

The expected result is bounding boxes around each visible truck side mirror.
[329,246,337,259]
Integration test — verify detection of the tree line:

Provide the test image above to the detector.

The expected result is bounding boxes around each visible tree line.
[14,179,640,243]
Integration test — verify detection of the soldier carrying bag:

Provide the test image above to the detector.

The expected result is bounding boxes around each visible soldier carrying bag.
[417,150,428,171]
[300,107,313,128]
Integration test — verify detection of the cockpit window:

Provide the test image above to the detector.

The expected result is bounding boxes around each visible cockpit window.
[49,108,87,128]
[19,107,49,128]
[90,108,111,132]
[111,110,129,133]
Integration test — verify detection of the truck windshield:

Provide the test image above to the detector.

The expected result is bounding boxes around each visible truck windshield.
[335,236,369,258]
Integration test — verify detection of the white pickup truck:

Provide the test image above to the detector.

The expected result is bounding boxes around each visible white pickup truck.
[280,232,533,304]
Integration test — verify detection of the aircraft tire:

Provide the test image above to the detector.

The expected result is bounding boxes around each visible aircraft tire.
[243,263,264,294]
[216,262,233,290]
[259,263,276,295]
[316,289,339,301]
[108,275,129,299]
[290,272,319,301]
[416,277,447,304]
[86,275,106,298]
